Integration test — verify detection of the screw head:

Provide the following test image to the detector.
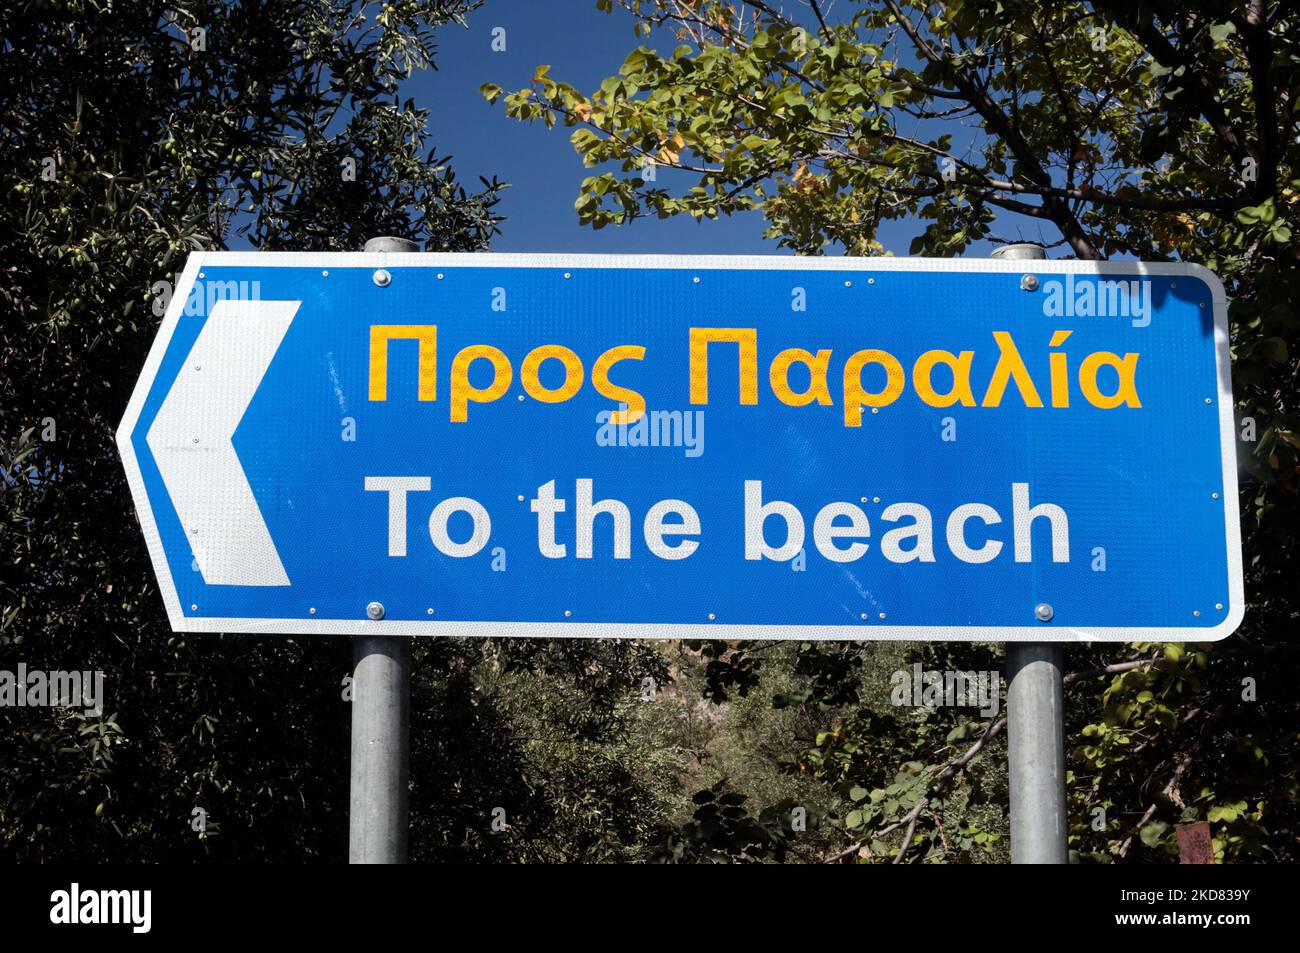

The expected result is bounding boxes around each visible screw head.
[1035,603,1054,622]
[372,269,391,287]
[708,613,716,621]
[366,601,385,620]
[1020,274,1040,292]
[309,607,317,615]
[427,608,435,616]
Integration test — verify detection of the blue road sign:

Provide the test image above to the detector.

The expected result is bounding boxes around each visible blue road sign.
[118,253,1242,641]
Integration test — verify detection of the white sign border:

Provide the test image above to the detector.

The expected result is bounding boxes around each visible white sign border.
[117,252,1244,642]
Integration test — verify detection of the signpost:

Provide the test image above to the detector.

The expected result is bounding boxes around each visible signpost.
[347,238,417,865]
[989,242,1067,865]
[118,251,1243,862]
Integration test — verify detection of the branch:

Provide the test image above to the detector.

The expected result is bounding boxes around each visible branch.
[1064,658,1156,684]
[808,0,832,43]
[1240,0,1279,196]
[825,712,1007,864]
[1115,10,1248,165]
[823,642,1295,864]
[881,0,1101,258]
[1115,745,1196,858]
[1114,701,1229,859]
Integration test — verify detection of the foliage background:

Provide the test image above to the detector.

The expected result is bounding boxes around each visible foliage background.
[3,0,1296,862]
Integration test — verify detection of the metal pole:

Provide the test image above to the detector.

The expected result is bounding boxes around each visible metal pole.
[348,236,418,864]
[349,636,411,863]
[1005,643,1068,863]
[988,242,1068,864]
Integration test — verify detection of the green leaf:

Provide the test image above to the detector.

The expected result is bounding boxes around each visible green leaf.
[1139,821,1168,847]
[1208,22,1236,45]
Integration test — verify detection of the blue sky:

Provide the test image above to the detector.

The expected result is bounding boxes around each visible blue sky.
[406,0,1057,256]
[407,1,934,255]
[410,0,776,253]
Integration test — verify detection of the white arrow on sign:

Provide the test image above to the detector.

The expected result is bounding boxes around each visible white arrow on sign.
[147,299,299,586]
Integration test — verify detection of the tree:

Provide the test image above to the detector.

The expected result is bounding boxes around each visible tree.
[0,0,508,862]
[487,0,1300,862]
[2,0,725,864]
